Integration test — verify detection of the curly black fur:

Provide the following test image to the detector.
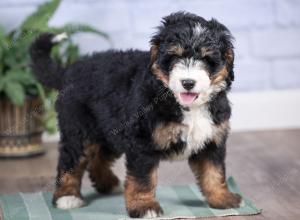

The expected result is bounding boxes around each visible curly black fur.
[30,11,236,217]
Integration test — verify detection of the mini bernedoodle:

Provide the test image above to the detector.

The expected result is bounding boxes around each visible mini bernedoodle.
[30,12,242,218]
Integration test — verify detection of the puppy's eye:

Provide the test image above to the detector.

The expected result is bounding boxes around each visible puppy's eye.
[203,55,219,67]
[158,54,178,73]
[161,54,173,64]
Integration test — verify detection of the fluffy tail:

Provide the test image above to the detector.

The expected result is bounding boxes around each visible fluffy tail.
[30,33,68,90]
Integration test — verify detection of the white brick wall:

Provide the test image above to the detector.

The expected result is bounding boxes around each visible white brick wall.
[276,0,300,26]
[251,29,300,58]
[1,0,300,91]
[273,59,300,89]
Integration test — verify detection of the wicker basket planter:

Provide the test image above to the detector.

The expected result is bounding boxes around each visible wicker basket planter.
[0,97,45,158]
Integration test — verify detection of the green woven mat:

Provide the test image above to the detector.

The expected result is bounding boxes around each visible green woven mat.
[0,177,261,220]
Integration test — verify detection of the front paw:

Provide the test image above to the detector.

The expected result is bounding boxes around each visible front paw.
[207,192,242,209]
[127,201,163,218]
[55,195,85,209]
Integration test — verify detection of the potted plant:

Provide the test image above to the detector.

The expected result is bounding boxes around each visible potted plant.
[0,0,109,157]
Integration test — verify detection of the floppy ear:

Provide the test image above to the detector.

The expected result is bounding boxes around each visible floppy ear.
[225,48,234,81]
[149,44,169,86]
[211,48,234,85]
[149,45,159,68]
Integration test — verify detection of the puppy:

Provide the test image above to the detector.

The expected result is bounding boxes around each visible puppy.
[30,12,241,218]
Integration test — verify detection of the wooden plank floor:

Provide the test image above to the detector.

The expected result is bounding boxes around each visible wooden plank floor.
[1,129,300,220]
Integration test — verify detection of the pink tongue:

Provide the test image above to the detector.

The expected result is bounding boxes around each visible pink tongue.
[180,93,198,105]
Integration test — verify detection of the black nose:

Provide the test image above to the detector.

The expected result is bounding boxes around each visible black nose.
[181,79,196,91]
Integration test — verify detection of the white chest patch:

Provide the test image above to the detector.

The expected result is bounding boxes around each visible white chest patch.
[171,105,214,160]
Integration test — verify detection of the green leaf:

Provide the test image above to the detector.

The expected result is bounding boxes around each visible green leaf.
[5,69,36,86]
[21,0,61,31]
[54,46,64,64]
[0,75,5,91]
[0,26,5,38]
[0,46,2,60]
[0,48,3,72]
[14,29,40,46]
[3,81,25,106]
[42,90,58,134]
[44,115,58,134]
[26,86,39,96]
[0,26,6,47]
[0,26,10,72]
[3,39,31,69]
[51,23,111,42]
[36,83,46,103]
[0,26,5,47]
[65,43,79,65]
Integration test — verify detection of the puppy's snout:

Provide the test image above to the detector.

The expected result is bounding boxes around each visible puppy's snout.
[181,79,196,91]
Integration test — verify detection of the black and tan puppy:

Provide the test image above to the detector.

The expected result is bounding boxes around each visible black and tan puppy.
[30,12,241,218]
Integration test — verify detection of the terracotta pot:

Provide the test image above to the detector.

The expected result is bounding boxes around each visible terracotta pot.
[0,97,45,158]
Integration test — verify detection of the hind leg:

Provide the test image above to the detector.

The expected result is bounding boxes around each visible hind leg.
[53,141,88,209]
[53,96,92,209]
[87,144,121,194]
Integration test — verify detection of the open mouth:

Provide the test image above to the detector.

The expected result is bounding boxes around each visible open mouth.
[179,92,199,105]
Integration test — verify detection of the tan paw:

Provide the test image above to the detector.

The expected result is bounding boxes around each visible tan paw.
[127,201,163,218]
[208,192,242,209]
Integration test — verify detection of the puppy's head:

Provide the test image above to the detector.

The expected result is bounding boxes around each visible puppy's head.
[150,12,234,107]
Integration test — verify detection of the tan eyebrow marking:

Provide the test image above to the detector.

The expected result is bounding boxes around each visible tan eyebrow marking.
[167,45,184,56]
[201,47,215,57]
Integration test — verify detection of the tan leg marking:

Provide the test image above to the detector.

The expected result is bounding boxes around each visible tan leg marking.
[189,159,241,209]
[212,120,230,146]
[53,157,87,202]
[125,168,163,218]
[153,122,186,150]
[86,144,120,194]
